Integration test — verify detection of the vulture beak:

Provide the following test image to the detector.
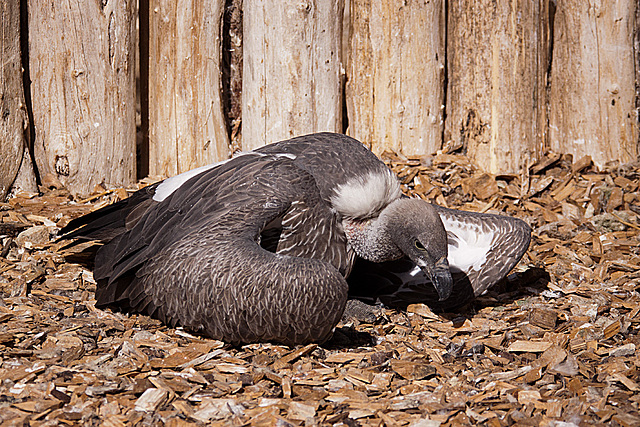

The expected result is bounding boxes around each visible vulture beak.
[432,257,453,301]
[419,257,453,301]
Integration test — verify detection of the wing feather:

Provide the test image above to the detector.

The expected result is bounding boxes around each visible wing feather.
[435,205,531,296]
[348,206,531,310]
[88,156,349,345]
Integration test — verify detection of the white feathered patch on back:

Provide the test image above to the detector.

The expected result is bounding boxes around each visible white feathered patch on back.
[154,162,227,202]
[330,170,401,219]
[153,152,298,202]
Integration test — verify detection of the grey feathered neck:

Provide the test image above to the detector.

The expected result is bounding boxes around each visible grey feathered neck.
[343,198,443,263]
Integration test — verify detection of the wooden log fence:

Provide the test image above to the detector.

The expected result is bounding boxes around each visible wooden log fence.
[148,0,229,177]
[0,0,36,197]
[242,0,344,150]
[0,0,638,197]
[445,0,549,175]
[549,0,638,168]
[28,0,137,197]
[347,0,445,157]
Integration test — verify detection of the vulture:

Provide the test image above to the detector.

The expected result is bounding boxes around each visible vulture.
[60,133,531,345]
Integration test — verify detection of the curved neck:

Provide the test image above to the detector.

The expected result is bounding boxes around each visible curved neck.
[343,209,403,262]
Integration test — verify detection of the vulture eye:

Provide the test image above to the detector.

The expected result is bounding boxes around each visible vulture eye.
[414,240,426,251]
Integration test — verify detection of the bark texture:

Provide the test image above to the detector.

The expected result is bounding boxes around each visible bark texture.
[445,0,549,174]
[242,0,344,150]
[549,1,639,168]
[29,0,136,196]
[636,4,640,132]
[1,0,35,198]
[347,0,445,157]
[148,0,230,177]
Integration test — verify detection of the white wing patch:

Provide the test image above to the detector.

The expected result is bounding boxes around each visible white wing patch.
[272,153,297,160]
[153,152,297,202]
[443,218,495,274]
[154,162,227,202]
[409,265,422,277]
[330,170,401,219]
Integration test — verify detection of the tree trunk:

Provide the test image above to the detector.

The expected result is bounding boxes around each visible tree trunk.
[445,0,549,174]
[29,0,136,197]
[347,0,446,157]
[148,0,230,177]
[636,4,640,135]
[242,0,344,151]
[549,1,638,169]
[1,0,36,199]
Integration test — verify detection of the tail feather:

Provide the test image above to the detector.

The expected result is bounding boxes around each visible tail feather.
[58,184,159,244]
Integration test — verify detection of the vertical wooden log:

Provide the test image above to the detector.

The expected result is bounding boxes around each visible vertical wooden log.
[636,4,640,127]
[445,0,549,174]
[549,1,638,168]
[1,0,36,198]
[138,0,150,179]
[347,0,445,157]
[29,0,136,196]
[148,0,230,177]
[242,0,344,150]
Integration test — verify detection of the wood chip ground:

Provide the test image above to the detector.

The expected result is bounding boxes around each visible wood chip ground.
[1,152,639,426]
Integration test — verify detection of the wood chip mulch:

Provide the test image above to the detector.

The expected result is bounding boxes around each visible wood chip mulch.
[1,150,639,426]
